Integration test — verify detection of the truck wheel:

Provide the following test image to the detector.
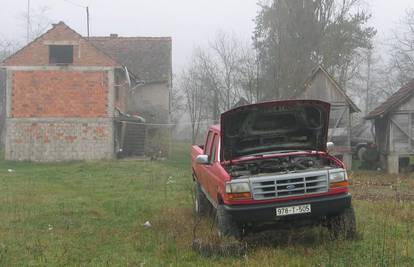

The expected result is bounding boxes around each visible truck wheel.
[216,205,242,239]
[327,206,356,240]
[194,181,211,216]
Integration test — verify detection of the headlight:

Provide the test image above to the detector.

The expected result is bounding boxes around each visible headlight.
[225,181,252,200]
[329,169,348,183]
[225,182,250,193]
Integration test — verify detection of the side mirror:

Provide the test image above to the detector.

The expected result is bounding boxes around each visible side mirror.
[196,155,209,165]
[327,142,335,153]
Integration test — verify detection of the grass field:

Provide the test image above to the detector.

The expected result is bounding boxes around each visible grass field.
[0,144,413,266]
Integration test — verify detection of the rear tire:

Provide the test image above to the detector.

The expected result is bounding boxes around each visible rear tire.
[216,205,242,239]
[194,181,211,216]
[327,206,356,240]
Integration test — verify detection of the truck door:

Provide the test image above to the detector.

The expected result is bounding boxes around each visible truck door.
[203,133,222,203]
[197,131,213,190]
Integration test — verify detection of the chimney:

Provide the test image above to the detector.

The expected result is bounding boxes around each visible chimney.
[110,33,118,38]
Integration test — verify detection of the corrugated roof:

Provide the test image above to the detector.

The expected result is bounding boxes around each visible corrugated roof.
[89,36,172,83]
[365,79,414,120]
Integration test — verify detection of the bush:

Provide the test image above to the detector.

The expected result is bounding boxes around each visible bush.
[145,128,171,159]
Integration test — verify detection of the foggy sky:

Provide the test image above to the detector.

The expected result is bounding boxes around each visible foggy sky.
[0,0,413,72]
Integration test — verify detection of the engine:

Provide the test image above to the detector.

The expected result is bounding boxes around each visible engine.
[225,154,337,179]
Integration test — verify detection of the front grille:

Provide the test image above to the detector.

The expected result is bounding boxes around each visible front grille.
[251,170,329,200]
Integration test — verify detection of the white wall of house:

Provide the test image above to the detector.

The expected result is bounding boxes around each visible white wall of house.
[128,82,170,123]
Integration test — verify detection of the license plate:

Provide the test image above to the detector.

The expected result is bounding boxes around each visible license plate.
[276,204,311,216]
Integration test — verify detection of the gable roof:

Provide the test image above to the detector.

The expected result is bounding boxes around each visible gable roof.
[2,21,120,67]
[1,22,172,84]
[89,36,172,83]
[365,79,414,120]
[300,65,360,113]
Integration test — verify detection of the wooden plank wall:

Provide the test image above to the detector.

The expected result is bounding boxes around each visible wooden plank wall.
[301,71,353,168]
[389,94,414,154]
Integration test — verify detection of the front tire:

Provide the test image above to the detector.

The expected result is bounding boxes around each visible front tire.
[194,181,211,216]
[327,206,356,240]
[216,205,242,239]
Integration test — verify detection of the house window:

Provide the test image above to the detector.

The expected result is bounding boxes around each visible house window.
[49,45,73,64]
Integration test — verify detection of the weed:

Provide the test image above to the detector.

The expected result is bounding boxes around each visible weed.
[0,144,412,266]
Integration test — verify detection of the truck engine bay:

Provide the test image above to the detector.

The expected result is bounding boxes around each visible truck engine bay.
[225,154,339,179]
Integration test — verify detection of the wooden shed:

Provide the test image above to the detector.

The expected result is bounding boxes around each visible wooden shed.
[294,66,360,169]
[365,79,414,174]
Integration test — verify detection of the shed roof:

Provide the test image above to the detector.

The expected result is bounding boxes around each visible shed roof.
[365,79,414,120]
[299,65,360,113]
[89,36,172,83]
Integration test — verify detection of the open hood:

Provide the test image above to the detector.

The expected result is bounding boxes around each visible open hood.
[221,100,330,161]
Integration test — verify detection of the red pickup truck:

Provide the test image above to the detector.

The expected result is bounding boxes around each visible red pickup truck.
[191,100,355,239]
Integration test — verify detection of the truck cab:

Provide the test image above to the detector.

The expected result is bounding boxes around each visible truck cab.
[191,100,355,239]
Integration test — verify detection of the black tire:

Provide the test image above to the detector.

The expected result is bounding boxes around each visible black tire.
[216,205,242,239]
[194,181,211,216]
[327,206,356,240]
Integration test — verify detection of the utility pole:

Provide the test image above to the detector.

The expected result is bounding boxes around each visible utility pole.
[365,49,372,116]
[256,52,260,102]
[86,6,90,38]
[27,0,30,43]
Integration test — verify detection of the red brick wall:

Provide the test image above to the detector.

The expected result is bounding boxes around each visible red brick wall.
[12,71,109,118]
[3,23,119,67]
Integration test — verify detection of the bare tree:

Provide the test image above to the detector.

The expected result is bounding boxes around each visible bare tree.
[193,48,221,122]
[190,32,259,121]
[347,47,395,116]
[179,32,260,142]
[388,9,414,87]
[239,47,261,103]
[170,76,185,131]
[352,7,414,117]
[19,5,52,43]
[180,61,210,144]
[0,39,20,62]
[210,31,245,111]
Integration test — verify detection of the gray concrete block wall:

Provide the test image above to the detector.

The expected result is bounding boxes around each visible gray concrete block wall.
[5,118,114,161]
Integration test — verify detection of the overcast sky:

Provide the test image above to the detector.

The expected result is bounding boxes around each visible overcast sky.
[1,0,414,72]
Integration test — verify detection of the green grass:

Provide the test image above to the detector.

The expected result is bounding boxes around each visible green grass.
[0,144,413,266]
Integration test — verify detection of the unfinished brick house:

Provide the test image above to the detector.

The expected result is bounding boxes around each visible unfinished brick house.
[1,22,171,161]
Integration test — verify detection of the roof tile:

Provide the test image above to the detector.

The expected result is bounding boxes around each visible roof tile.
[89,37,172,83]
